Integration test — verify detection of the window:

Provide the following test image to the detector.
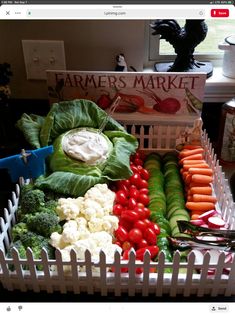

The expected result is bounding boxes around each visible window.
[146,19,233,67]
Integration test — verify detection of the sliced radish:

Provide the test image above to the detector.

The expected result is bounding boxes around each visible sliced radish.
[196,236,219,242]
[225,252,233,264]
[200,224,209,228]
[198,210,217,222]
[190,219,204,226]
[207,216,226,228]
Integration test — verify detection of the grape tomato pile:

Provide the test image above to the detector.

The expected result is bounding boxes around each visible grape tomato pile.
[111,151,161,268]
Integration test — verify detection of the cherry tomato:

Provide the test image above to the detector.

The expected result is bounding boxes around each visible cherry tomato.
[119,179,131,188]
[128,197,137,210]
[130,165,139,173]
[134,158,143,166]
[139,188,149,195]
[128,228,143,243]
[136,202,145,209]
[122,249,130,260]
[142,218,153,228]
[113,204,124,216]
[137,238,148,249]
[129,186,140,200]
[115,226,128,243]
[138,179,148,189]
[150,222,161,235]
[114,241,122,247]
[118,217,133,231]
[138,194,150,206]
[136,165,143,172]
[139,168,150,181]
[134,220,148,232]
[121,210,139,222]
[135,245,159,261]
[141,207,151,219]
[122,241,133,251]
[144,228,157,245]
[115,190,128,206]
[130,173,141,186]
[134,206,147,220]
[116,183,129,196]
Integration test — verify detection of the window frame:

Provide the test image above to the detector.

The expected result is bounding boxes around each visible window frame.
[144,20,223,69]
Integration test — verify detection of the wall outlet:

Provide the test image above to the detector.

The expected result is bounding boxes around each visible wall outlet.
[22,40,66,80]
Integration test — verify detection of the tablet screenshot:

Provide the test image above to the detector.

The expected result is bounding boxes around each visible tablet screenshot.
[0,0,235,312]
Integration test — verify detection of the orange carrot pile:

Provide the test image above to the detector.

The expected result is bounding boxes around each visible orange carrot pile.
[178,144,217,219]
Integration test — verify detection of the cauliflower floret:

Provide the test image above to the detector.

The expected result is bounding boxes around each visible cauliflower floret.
[88,217,104,232]
[82,198,104,220]
[89,231,113,248]
[50,232,67,249]
[102,215,119,234]
[75,217,87,228]
[73,238,96,260]
[62,220,80,244]
[84,184,115,210]
[61,220,90,244]
[88,216,118,234]
[56,197,83,221]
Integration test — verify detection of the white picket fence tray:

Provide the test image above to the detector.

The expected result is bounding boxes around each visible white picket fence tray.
[0,121,235,297]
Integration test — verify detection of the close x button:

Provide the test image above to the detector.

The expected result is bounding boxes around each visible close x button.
[211,9,229,17]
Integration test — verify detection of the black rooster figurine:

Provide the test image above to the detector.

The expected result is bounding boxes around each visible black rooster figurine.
[151,19,213,77]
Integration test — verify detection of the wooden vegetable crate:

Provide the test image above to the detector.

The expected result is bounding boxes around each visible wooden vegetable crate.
[0,119,235,297]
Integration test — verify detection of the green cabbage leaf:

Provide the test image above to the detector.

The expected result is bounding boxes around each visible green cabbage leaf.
[17,99,138,196]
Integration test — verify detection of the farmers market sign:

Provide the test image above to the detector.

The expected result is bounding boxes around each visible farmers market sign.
[47,71,206,116]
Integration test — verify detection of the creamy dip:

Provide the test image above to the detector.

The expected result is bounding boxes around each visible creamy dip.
[62,129,109,165]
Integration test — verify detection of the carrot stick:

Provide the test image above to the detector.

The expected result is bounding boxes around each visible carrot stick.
[180,153,203,164]
[186,201,215,211]
[191,214,201,220]
[179,148,204,158]
[182,171,189,181]
[185,174,192,185]
[182,160,206,165]
[192,194,217,203]
[187,195,193,201]
[190,186,212,195]
[188,168,213,176]
[191,210,205,216]
[183,145,203,150]
[183,163,209,171]
[189,182,211,188]
[191,174,213,184]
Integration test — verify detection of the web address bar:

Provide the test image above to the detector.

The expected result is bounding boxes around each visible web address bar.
[26,8,205,20]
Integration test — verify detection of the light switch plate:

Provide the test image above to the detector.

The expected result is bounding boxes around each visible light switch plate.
[22,40,66,80]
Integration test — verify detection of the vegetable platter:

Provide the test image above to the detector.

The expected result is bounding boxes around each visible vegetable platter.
[0,100,235,297]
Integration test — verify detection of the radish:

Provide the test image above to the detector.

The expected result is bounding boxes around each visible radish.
[198,210,217,222]
[190,219,204,226]
[196,236,219,242]
[207,216,226,228]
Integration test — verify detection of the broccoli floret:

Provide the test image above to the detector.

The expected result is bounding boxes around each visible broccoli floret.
[26,212,62,238]
[8,240,27,259]
[21,231,55,259]
[20,189,45,214]
[20,183,34,199]
[11,222,28,241]
[41,200,58,213]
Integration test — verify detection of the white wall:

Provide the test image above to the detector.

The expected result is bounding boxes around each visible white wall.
[0,20,146,99]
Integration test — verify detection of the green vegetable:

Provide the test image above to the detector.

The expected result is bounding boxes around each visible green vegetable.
[26,212,62,238]
[21,231,55,260]
[11,222,28,241]
[17,99,138,197]
[20,189,45,214]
